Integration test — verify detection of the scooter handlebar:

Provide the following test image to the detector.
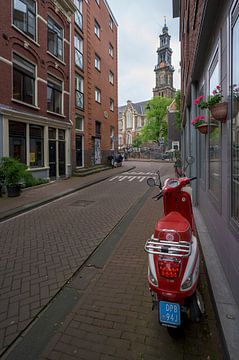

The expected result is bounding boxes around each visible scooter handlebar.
[190,176,197,181]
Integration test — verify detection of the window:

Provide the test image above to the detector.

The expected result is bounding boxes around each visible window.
[126,110,132,128]
[75,33,83,69]
[109,71,114,84]
[109,16,113,30]
[30,125,43,167]
[47,17,63,60]
[76,115,84,131]
[231,8,239,222]
[208,50,221,200]
[9,121,26,163]
[110,98,114,111]
[198,86,206,183]
[95,54,101,71]
[109,43,113,57]
[94,20,100,38]
[95,0,100,6]
[74,0,83,30]
[75,74,84,109]
[13,0,36,39]
[47,75,63,114]
[95,121,101,137]
[95,88,101,103]
[13,53,35,105]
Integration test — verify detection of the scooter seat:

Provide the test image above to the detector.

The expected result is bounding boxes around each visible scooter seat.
[154,211,191,241]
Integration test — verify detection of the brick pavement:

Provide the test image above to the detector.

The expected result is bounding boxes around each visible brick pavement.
[0,163,134,221]
[0,162,164,356]
[38,182,223,360]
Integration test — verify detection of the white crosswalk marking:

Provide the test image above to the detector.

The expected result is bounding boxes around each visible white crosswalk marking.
[118,176,127,181]
[109,172,158,183]
[139,176,146,182]
[128,176,136,181]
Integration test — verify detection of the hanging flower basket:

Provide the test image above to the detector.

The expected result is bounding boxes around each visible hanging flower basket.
[208,102,228,122]
[196,123,218,134]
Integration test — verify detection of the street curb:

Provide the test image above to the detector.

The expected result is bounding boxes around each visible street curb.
[0,166,135,222]
[194,207,239,360]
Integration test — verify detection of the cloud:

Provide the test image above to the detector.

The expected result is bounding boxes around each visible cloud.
[108,0,180,105]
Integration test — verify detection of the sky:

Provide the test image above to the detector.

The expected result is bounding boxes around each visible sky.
[107,0,180,106]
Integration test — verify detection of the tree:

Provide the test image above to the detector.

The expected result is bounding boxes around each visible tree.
[175,90,181,129]
[132,134,142,148]
[139,96,173,144]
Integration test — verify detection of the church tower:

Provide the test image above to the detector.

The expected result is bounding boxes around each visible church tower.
[153,20,175,98]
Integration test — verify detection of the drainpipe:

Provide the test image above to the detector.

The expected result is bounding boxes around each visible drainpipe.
[190,82,198,206]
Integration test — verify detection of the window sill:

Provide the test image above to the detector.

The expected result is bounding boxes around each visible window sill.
[47,111,66,118]
[12,99,40,110]
[12,24,40,47]
[29,166,47,171]
[46,51,66,66]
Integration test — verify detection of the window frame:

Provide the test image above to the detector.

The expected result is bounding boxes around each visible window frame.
[110,98,114,112]
[12,0,36,40]
[95,87,101,103]
[109,70,114,84]
[47,74,63,114]
[74,0,83,30]
[12,52,36,106]
[47,16,63,60]
[74,32,83,69]
[75,74,84,109]
[29,124,44,168]
[95,53,101,71]
[94,20,100,38]
[109,43,114,57]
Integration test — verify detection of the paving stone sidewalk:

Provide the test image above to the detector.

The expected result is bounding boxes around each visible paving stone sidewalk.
[38,186,223,360]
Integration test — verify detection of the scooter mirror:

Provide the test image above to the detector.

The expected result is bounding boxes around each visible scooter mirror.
[186,156,195,165]
[147,177,156,187]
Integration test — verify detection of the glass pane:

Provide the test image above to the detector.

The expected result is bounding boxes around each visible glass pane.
[48,29,57,55]
[9,121,26,163]
[54,90,62,113]
[27,10,35,38]
[209,52,221,199]
[30,138,43,167]
[232,15,239,221]
[47,86,53,112]
[75,50,83,68]
[76,116,83,130]
[49,127,56,139]
[13,69,23,101]
[24,75,34,104]
[76,91,83,108]
[13,0,27,32]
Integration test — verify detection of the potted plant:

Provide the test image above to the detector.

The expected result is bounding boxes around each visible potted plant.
[191,115,217,134]
[0,157,27,197]
[194,85,228,122]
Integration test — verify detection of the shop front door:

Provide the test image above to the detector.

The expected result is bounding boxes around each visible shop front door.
[49,141,56,178]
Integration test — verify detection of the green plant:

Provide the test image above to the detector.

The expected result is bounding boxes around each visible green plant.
[191,115,206,128]
[0,157,28,186]
[22,172,48,188]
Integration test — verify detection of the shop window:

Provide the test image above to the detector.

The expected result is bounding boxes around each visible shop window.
[13,53,35,105]
[231,7,239,222]
[208,49,221,200]
[47,17,63,60]
[74,0,83,30]
[75,74,84,109]
[30,125,43,167]
[47,75,63,114]
[13,0,36,39]
[9,121,26,163]
[75,33,83,69]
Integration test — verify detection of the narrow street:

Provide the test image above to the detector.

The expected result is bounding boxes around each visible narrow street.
[0,162,223,359]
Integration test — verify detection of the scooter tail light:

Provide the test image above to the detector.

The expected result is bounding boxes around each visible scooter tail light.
[158,259,181,279]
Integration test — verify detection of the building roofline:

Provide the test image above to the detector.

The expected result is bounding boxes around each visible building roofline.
[103,0,118,26]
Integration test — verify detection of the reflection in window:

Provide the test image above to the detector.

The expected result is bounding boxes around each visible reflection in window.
[13,0,36,39]
[47,75,62,114]
[199,86,206,182]
[13,53,35,105]
[232,12,239,222]
[75,75,84,109]
[30,125,43,167]
[47,17,63,60]
[9,121,26,163]
[74,0,83,30]
[74,33,83,69]
[208,50,221,200]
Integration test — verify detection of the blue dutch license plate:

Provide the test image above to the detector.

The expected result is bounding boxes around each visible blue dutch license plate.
[159,301,181,326]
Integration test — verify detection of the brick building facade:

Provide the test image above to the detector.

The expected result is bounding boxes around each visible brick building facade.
[0,0,76,179]
[173,1,239,351]
[71,0,118,169]
[0,0,118,178]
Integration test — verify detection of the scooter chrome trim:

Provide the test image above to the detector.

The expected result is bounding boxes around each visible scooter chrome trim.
[145,235,192,258]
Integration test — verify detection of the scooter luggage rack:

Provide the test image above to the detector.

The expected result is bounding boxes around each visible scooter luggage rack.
[145,235,192,258]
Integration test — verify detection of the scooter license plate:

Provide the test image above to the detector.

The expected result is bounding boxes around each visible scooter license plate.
[159,301,181,326]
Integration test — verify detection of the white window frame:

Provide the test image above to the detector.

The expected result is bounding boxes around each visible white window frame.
[109,71,114,84]
[94,20,100,38]
[95,88,101,103]
[95,54,101,71]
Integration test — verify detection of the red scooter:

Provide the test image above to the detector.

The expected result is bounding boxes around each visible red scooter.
[145,170,204,335]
